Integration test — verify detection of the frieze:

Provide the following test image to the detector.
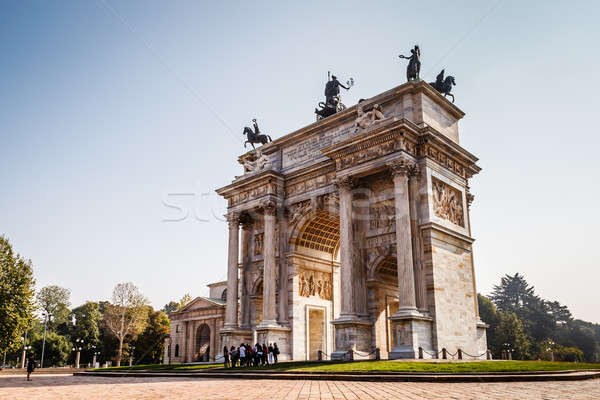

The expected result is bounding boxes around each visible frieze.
[298,268,332,300]
[432,177,464,227]
[285,171,336,197]
[254,232,264,256]
[288,200,311,229]
[369,200,395,231]
[422,143,466,178]
[331,131,417,171]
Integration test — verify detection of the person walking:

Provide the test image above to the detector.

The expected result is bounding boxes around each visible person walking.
[223,346,229,368]
[273,343,280,364]
[26,353,35,381]
[268,343,274,365]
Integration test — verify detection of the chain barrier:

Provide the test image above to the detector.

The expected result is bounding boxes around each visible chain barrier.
[460,351,488,359]
[352,349,377,357]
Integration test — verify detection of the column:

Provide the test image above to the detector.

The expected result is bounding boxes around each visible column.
[240,217,252,328]
[389,159,419,316]
[408,164,427,311]
[260,200,278,326]
[225,212,240,328]
[336,176,357,320]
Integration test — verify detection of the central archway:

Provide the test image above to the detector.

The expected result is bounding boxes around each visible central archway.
[194,323,211,362]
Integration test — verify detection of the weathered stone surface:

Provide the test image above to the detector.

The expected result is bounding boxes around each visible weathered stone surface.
[210,80,485,361]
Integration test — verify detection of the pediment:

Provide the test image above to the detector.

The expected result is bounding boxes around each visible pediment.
[177,296,225,313]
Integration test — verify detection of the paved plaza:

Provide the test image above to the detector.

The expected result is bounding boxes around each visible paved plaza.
[1,374,599,400]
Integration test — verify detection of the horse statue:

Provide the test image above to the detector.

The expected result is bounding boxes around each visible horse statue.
[243,119,272,149]
[429,69,456,103]
[399,45,421,81]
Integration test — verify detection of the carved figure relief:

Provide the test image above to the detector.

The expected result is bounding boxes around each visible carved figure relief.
[298,269,332,300]
[354,103,389,130]
[288,200,311,228]
[432,178,464,227]
[241,148,272,173]
[369,200,396,231]
[254,232,264,256]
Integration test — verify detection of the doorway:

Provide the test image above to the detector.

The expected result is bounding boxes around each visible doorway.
[307,306,326,360]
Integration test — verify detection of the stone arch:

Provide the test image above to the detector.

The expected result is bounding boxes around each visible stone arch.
[289,210,340,259]
[251,276,263,297]
[194,323,211,362]
[371,256,398,287]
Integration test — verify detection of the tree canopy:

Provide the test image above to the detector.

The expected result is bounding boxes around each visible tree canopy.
[0,236,36,352]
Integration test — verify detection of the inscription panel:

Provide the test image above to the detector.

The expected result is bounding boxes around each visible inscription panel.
[282,126,355,168]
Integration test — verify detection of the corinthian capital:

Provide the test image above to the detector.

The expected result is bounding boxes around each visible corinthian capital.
[334,176,356,191]
[225,212,240,228]
[387,158,418,178]
[261,199,278,216]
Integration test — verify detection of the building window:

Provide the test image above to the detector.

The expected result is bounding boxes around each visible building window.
[176,324,179,333]
[175,344,179,357]
[167,345,171,357]
[221,289,227,302]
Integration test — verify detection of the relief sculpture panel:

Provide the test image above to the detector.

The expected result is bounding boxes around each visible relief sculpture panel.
[432,177,464,227]
[369,200,396,231]
[298,269,332,301]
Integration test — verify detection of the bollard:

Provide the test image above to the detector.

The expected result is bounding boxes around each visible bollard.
[487,350,492,360]
[418,347,423,359]
[318,350,323,361]
[442,348,447,360]
[457,349,462,360]
[375,348,380,361]
[347,350,354,361]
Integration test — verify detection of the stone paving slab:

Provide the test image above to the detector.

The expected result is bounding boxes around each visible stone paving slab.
[78,369,600,383]
[1,374,600,399]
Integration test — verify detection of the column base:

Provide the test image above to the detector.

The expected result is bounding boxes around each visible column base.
[388,315,434,360]
[331,319,374,360]
[219,327,253,353]
[255,325,292,361]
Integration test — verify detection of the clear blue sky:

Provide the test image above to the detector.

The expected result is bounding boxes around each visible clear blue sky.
[1,0,598,322]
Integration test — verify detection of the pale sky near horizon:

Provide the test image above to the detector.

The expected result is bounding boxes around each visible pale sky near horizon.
[1,1,599,322]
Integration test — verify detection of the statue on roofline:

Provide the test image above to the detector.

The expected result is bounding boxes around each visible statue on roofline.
[315,71,354,121]
[399,45,421,82]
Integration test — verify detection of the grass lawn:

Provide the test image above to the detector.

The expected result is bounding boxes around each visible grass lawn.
[89,360,600,374]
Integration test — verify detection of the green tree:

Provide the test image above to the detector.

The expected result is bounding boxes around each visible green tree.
[31,331,70,367]
[0,236,36,353]
[103,282,149,366]
[494,312,530,360]
[178,293,192,309]
[133,308,170,364]
[36,285,71,330]
[490,273,535,314]
[162,301,179,313]
[70,302,102,364]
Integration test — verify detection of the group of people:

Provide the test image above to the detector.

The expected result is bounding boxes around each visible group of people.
[222,342,279,368]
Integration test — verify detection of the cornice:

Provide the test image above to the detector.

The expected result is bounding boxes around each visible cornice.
[216,169,285,198]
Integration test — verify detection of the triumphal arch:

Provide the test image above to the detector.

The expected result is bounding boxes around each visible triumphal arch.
[216,80,487,360]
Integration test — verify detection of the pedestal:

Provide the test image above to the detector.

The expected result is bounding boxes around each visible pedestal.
[255,325,291,361]
[388,315,433,359]
[331,319,374,361]
[219,328,253,354]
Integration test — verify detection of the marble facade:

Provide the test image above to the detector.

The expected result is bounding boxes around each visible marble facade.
[216,80,488,361]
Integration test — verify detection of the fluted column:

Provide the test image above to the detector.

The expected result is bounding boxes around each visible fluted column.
[224,212,240,328]
[336,176,357,320]
[389,159,420,316]
[408,164,427,311]
[260,200,278,326]
[240,216,252,329]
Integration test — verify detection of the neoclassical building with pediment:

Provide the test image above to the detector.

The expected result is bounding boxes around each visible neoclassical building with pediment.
[215,80,488,361]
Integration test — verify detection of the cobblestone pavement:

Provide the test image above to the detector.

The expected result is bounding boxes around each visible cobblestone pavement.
[1,374,600,399]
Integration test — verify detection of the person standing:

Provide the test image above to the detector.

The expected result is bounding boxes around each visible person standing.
[273,343,280,364]
[262,343,269,366]
[239,343,246,367]
[268,344,274,365]
[222,346,229,368]
[26,353,35,381]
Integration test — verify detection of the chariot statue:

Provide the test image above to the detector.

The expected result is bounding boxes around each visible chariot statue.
[243,118,272,149]
[399,45,421,81]
[315,72,354,121]
[429,69,456,103]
